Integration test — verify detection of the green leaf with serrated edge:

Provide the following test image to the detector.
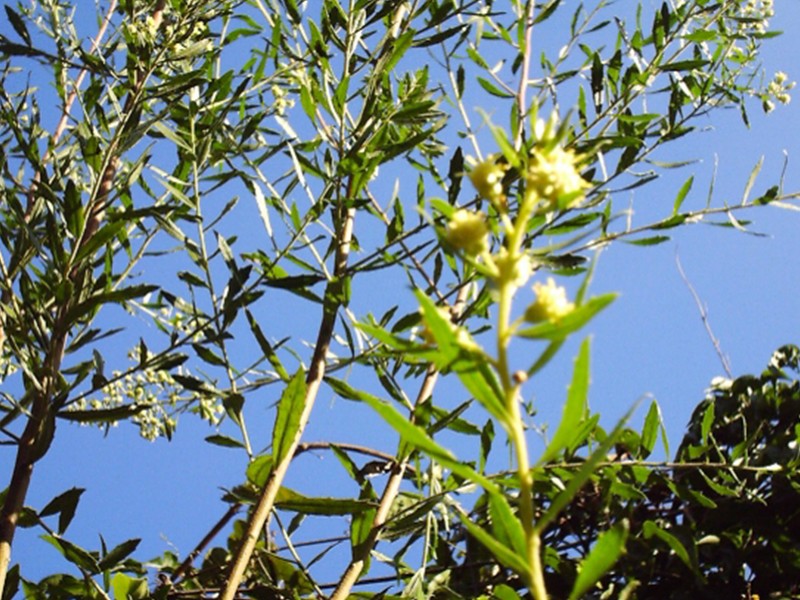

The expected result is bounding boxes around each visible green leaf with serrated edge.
[538,339,590,465]
[535,401,639,534]
[640,401,661,457]
[518,294,617,341]
[568,520,629,600]
[272,370,307,465]
[455,504,531,579]
[40,488,84,535]
[488,492,527,559]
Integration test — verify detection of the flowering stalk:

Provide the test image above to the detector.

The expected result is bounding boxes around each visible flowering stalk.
[457,123,591,597]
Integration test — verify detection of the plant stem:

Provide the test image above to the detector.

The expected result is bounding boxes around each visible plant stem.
[219,196,356,600]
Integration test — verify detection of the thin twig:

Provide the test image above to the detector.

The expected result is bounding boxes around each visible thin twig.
[675,251,733,378]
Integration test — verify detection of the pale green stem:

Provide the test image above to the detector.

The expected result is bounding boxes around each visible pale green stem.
[495,191,548,598]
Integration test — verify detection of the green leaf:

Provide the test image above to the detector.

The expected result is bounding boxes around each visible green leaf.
[110,572,149,600]
[643,521,694,570]
[274,486,375,515]
[272,369,307,464]
[488,492,527,560]
[245,309,290,382]
[623,235,671,247]
[40,488,85,535]
[205,434,245,449]
[568,520,630,600]
[518,294,617,341]
[358,393,497,492]
[538,339,590,465]
[455,506,531,580]
[454,361,508,426]
[658,59,709,72]
[672,175,694,215]
[492,584,522,600]
[98,538,140,571]
[246,454,274,487]
[477,77,514,98]
[1,564,19,600]
[536,402,639,534]
[41,535,100,573]
[640,401,662,457]
[4,5,31,45]
[192,343,227,367]
[57,403,149,424]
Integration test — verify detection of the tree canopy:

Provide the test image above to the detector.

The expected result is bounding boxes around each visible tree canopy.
[0,0,798,598]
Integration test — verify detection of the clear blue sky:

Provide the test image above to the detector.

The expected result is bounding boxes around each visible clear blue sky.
[4,0,800,591]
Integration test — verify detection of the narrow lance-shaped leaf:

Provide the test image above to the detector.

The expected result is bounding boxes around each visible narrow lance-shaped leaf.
[568,520,630,600]
[358,392,498,493]
[535,401,640,534]
[538,338,591,465]
[488,491,528,561]
[672,175,693,215]
[453,502,532,581]
[272,369,307,465]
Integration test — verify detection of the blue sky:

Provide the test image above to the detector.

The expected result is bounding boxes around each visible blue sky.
[3,0,800,592]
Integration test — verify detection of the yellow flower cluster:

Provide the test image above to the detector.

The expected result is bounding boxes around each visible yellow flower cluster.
[526,146,591,211]
[764,71,795,112]
[468,155,508,205]
[445,209,489,256]
[524,278,575,323]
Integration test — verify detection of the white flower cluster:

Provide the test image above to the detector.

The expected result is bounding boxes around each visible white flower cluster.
[122,5,212,61]
[763,71,795,113]
[737,0,774,34]
[123,15,159,47]
[68,350,223,441]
